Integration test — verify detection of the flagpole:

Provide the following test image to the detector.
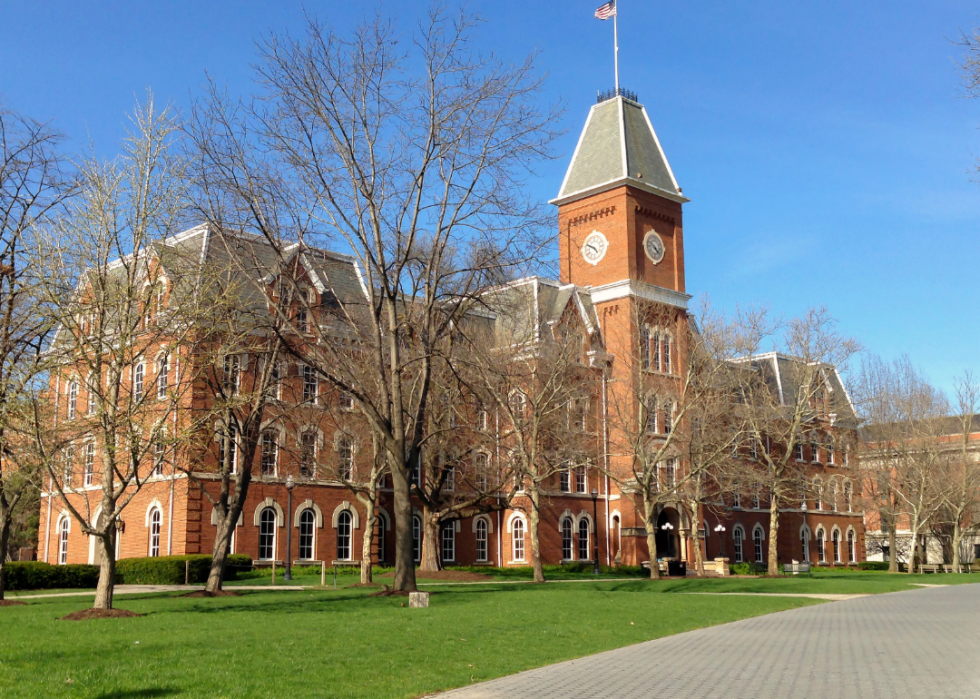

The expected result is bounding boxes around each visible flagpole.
[613,1,620,91]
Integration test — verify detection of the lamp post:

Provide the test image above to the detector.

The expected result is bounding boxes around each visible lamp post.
[590,488,600,575]
[714,523,726,559]
[284,475,295,581]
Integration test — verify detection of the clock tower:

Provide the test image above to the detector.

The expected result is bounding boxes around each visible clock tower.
[552,90,689,302]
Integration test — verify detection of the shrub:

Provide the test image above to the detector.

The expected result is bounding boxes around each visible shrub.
[729,563,765,576]
[116,554,253,585]
[4,561,100,591]
[858,561,891,571]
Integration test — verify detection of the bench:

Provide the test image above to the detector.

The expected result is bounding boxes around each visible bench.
[918,564,940,574]
[782,562,811,577]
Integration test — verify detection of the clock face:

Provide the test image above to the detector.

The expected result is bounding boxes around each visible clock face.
[643,230,665,265]
[581,231,608,266]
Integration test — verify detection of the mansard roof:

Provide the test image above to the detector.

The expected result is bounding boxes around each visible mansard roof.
[481,276,601,348]
[553,94,688,205]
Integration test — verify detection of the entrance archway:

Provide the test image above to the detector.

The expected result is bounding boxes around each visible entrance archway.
[656,507,681,559]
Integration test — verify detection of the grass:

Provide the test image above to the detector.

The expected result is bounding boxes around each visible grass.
[2,582,823,699]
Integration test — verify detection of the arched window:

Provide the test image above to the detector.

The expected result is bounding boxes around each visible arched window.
[412,515,422,562]
[156,355,169,400]
[258,507,276,560]
[733,527,744,563]
[58,516,70,565]
[509,391,526,420]
[475,517,488,562]
[441,522,455,562]
[578,518,590,561]
[512,518,525,561]
[801,527,811,563]
[67,381,78,420]
[133,363,145,401]
[753,526,764,563]
[148,508,162,557]
[847,529,856,562]
[337,435,354,480]
[261,431,278,477]
[816,528,826,563]
[832,529,841,563]
[336,510,353,561]
[561,517,573,560]
[299,509,316,560]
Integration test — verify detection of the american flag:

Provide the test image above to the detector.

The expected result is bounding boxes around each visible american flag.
[594,0,616,20]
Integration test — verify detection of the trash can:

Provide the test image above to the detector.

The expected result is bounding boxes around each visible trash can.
[667,560,686,577]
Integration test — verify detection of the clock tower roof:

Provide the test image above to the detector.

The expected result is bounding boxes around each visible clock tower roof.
[552,91,688,206]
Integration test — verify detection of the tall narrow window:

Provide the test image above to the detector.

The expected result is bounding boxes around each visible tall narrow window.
[67,381,78,420]
[411,462,421,488]
[561,517,573,560]
[733,528,744,563]
[832,529,841,563]
[87,375,97,414]
[844,482,853,512]
[754,528,764,563]
[64,446,75,488]
[133,363,144,400]
[441,522,455,562]
[651,330,661,371]
[827,444,835,465]
[662,334,672,374]
[336,511,352,560]
[296,289,312,333]
[223,355,240,395]
[152,440,165,477]
[663,402,673,434]
[477,409,489,432]
[261,432,278,477]
[512,518,525,561]
[299,508,315,560]
[645,397,658,434]
[847,530,856,562]
[474,452,489,492]
[265,361,282,401]
[814,478,823,511]
[640,327,651,370]
[84,442,95,486]
[412,515,422,562]
[810,436,820,463]
[509,392,526,420]
[302,365,318,404]
[817,529,826,563]
[475,518,488,562]
[148,508,162,557]
[339,391,354,411]
[157,355,169,400]
[732,483,741,509]
[218,426,238,474]
[299,431,316,478]
[662,459,677,491]
[575,466,587,494]
[337,435,354,480]
[258,507,276,560]
[58,517,70,565]
[444,466,455,491]
[578,519,590,561]
[794,442,804,461]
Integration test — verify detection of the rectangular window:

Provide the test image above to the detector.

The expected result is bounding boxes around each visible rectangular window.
[87,378,97,414]
[559,468,570,493]
[302,365,318,404]
[651,331,661,371]
[339,391,354,411]
[441,523,455,562]
[661,459,676,491]
[265,360,282,400]
[219,426,238,474]
[84,443,95,486]
[223,355,240,395]
[754,531,764,563]
[474,453,489,492]
[64,446,75,488]
[827,444,835,465]
[645,398,658,434]
[300,432,317,478]
[662,335,672,374]
[157,356,169,400]
[133,364,144,401]
[811,441,820,463]
[575,466,587,494]
[152,441,165,477]
[475,519,488,562]
[733,530,743,563]
[795,442,804,461]
[663,403,673,435]
[444,467,455,491]
[261,432,279,477]
[477,409,489,432]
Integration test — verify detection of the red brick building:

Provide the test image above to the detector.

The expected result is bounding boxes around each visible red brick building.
[38,89,865,571]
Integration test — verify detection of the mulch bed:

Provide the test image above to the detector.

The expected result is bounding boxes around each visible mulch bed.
[0,600,27,607]
[182,590,241,598]
[377,570,492,582]
[60,608,144,621]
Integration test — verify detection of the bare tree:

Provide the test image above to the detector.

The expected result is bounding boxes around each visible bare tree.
[188,8,559,591]
[38,97,199,609]
[940,372,980,570]
[0,105,70,598]
[857,355,950,573]
[731,307,859,575]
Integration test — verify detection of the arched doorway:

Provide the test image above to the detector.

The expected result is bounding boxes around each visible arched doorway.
[656,507,681,559]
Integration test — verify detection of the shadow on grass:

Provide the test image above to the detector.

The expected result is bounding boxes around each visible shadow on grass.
[94,689,180,698]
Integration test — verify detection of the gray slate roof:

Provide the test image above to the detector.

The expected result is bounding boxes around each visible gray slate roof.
[556,96,683,202]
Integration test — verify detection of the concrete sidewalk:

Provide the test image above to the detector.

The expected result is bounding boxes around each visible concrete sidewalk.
[439,584,980,699]
[13,584,304,599]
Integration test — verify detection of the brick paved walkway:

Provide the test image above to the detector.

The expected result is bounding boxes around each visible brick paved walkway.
[439,584,980,699]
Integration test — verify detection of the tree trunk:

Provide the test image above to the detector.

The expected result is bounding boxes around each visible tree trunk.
[952,519,963,572]
[528,489,544,583]
[906,520,921,574]
[206,515,235,593]
[888,523,898,573]
[0,514,10,600]
[93,530,116,610]
[767,498,780,576]
[420,506,441,572]
[644,499,660,580]
[361,500,376,584]
[688,505,705,577]
[391,461,417,592]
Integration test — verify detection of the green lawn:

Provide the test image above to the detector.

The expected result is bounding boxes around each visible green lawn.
[2,582,822,699]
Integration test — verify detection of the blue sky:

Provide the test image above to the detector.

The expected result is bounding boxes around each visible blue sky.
[1,1,978,391]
